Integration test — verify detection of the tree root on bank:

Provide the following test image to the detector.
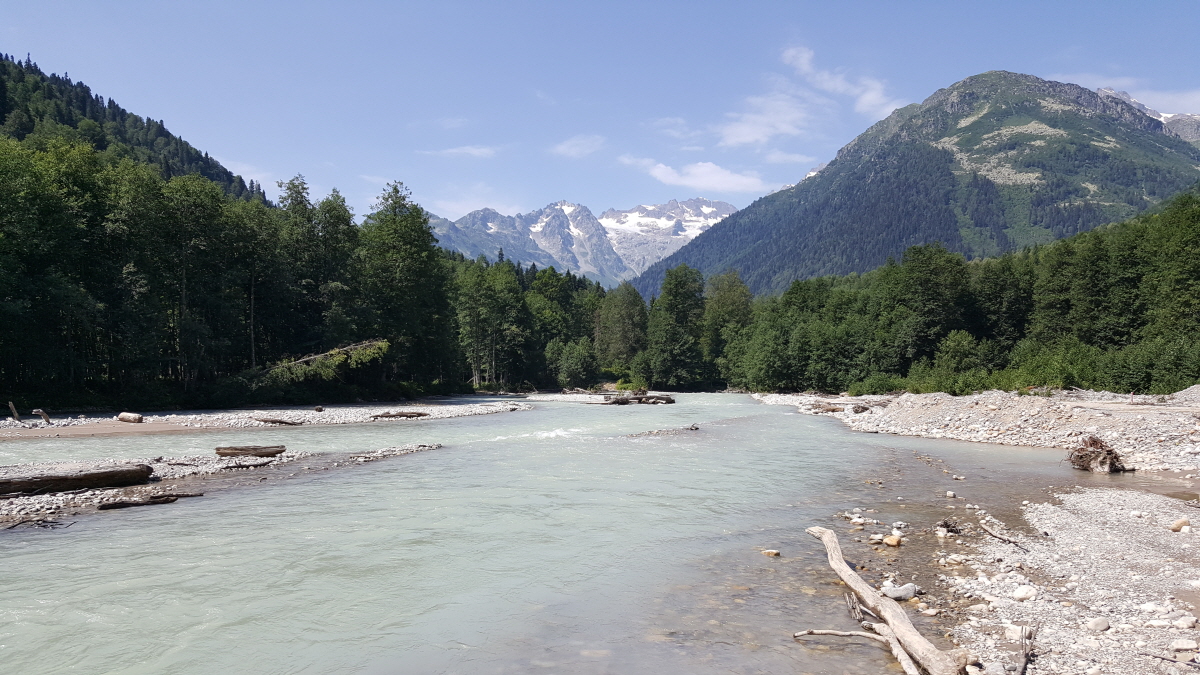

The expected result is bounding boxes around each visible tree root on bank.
[799,526,973,675]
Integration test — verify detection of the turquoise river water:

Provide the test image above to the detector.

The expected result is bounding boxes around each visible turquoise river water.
[0,394,1087,674]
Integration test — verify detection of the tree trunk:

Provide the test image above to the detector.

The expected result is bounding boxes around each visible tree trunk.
[0,463,153,495]
[806,526,970,675]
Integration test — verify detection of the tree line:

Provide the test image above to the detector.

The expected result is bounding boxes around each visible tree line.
[4,131,1200,408]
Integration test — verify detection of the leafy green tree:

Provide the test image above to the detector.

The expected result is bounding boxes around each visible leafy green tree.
[593,281,648,373]
[645,264,705,388]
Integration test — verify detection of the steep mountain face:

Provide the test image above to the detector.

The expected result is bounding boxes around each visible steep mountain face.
[1098,88,1200,145]
[597,198,736,275]
[0,54,267,201]
[633,71,1200,297]
[430,198,735,286]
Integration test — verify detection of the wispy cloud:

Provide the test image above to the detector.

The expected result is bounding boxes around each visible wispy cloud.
[418,145,499,158]
[654,117,703,140]
[716,84,822,147]
[781,46,906,120]
[620,155,769,193]
[551,134,606,158]
[765,150,816,164]
[359,174,389,185]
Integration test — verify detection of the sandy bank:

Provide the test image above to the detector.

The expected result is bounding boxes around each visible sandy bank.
[0,400,531,441]
[757,386,1200,471]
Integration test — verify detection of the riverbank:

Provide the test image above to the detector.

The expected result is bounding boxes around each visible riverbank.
[766,388,1200,673]
[756,386,1200,471]
[0,443,441,527]
[0,399,531,441]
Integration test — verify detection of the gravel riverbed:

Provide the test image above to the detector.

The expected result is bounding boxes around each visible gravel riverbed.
[0,400,531,438]
[756,386,1200,471]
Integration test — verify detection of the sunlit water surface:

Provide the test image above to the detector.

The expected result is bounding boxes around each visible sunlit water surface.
[0,394,1087,674]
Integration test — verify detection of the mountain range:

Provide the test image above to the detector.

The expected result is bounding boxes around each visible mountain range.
[632,71,1200,297]
[428,198,735,287]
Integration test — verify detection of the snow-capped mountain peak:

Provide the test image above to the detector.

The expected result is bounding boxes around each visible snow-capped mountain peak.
[428,197,736,285]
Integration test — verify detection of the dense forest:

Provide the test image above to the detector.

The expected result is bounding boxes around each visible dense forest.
[0,54,267,201]
[6,57,1200,410]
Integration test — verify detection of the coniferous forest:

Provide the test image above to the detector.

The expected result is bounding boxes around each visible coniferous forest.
[5,54,1200,409]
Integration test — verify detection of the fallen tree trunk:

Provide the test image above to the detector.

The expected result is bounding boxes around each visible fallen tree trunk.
[806,526,970,675]
[0,463,153,495]
[254,417,302,426]
[215,445,287,457]
[370,411,430,419]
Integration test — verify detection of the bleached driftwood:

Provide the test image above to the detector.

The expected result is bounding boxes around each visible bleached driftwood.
[215,445,287,457]
[805,526,970,675]
[0,463,153,495]
[254,417,302,426]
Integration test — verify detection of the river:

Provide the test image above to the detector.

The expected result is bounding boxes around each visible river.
[0,394,1084,674]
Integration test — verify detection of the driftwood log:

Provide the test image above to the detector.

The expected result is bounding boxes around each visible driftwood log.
[117,412,143,423]
[31,408,50,423]
[215,445,287,457]
[254,417,302,426]
[7,401,19,422]
[370,411,430,419]
[601,395,675,405]
[1067,436,1126,473]
[0,463,153,495]
[96,493,202,510]
[803,526,971,675]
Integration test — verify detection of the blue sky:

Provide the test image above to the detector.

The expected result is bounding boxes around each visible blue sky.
[4,1,1199,220]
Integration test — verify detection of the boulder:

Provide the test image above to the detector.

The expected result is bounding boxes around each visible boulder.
[1171,518,1191,532]
[881,583,917,601]
[1011,585,1038,602]
[1086,617,1109,632]
[761,549,781,557]
[882,535,902,547]
[1170,639,1198,652]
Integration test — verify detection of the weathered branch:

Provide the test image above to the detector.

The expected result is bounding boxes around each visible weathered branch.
[979,522,1029,551]
[806,526,970,675]
[370,411,429,419]
[254,417,302,426]
[7,401,19,422]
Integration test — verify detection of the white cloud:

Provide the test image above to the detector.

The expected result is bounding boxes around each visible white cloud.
[551,134,606,158]
[359,174,389,185]
[782,46,906,120]
[716,86,820,147]
[418,145,499,158]
[620,155,768,193]
[765,150,816,164]
[654,117,703,140]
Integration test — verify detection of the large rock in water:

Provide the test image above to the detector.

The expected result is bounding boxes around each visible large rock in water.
[0,462,153,494]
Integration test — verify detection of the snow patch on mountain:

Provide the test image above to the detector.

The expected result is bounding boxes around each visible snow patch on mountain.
[429,198,736,285]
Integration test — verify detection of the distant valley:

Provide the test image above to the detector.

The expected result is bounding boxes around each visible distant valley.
[428,198,735,286]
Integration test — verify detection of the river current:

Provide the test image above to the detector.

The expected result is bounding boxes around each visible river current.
[0,394,1080,674]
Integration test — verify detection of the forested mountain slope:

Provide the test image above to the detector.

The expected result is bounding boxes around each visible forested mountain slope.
[633,71,1200,297]
[0,53,266,200]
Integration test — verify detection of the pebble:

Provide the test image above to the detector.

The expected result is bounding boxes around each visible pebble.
[882,535,902,547]
[1171,518,1191,532]
[1086,617,1110,632]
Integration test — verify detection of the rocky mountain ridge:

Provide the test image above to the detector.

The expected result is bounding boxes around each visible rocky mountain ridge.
[1097,87,1200,145]
[430,198,734,286]
[633,70,1200,297]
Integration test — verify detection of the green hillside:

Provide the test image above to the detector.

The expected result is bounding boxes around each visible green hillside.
[633,71,1200,297]
[0,53,266,201]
